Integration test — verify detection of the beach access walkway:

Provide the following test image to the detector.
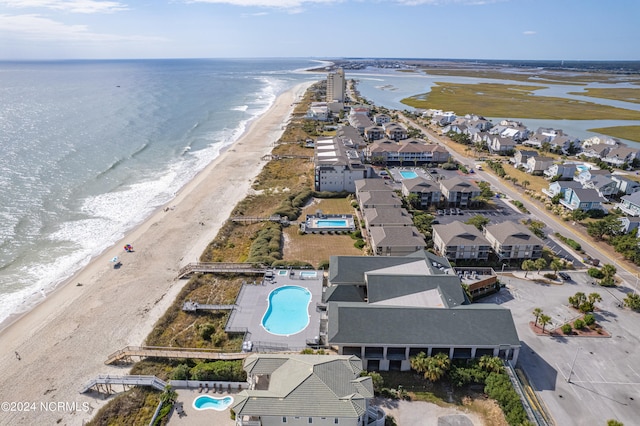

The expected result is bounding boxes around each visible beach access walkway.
[104,346,250,365]
[80,375,167,394]
[182,301,236,312]
[177,262,267,279]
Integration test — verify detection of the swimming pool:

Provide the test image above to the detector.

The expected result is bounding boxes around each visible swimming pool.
[400,170,418,179]
[262,285,311,336]
[277,269,289,276]
[576,164,590,172]
[300,271,317,278]
[193,395,234,411]
[315,219,349,227]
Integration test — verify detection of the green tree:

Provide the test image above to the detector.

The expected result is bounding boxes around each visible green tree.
[624,293,640,311]
[360,371,384,393]
[569,292,587,310]
[465,215,490,231]
[522,180,530,190]
[410,352,450,382]
[532,307,543,327]
[160,385,178,405]
[550,258,563,275]
[478,355,503,374]
[561,323,572,334]
[406,193,421,209]
[521,259,536,278]
[607,420,624,426]
[601,264,617,280]
[571,209,587,221]
[534,258,547,273]
[573,318,586,329]
[539,314,552,334]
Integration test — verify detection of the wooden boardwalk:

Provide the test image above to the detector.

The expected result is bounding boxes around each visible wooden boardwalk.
[80,375,167,394]
[105,345,251,365]
[177,262,267,279]
[183,301,236,312]
[230,215,289,225]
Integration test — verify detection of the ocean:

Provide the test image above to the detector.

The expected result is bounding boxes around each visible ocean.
[0,58,321,326]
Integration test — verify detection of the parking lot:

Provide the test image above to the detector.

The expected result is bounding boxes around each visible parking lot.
[480,272,640,426]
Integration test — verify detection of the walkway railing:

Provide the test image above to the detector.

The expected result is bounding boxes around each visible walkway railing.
[105,345,250,365]
[177,262,267,279]
[80,375,167,394]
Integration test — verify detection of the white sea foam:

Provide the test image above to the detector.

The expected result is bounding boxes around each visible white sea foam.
[231,105,248,112]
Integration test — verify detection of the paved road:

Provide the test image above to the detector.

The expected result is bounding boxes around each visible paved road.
[402,114,639,288]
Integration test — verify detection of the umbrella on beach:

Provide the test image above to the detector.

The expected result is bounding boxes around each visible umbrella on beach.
[111,256,119,263]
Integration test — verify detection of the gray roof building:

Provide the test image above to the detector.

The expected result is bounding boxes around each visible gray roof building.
[232,354,381,426]
[369,225,428,257]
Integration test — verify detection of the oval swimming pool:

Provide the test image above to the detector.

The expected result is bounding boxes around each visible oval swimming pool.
[261,285,311,336]
[193,395,234,411]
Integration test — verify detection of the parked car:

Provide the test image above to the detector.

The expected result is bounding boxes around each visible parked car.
[456,208,463,215]
[450,208,456,215]
[436,209,443,215]
[558,272,571,281]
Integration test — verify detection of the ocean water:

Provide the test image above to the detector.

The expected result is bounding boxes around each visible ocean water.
[0,58,320,326]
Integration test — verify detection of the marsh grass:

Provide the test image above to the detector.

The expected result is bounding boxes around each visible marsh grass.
[568,87,640,104]
[402,82,640,120]
[588,125,640,143]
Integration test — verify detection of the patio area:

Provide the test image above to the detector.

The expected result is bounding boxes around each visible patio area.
[226,269,324,352]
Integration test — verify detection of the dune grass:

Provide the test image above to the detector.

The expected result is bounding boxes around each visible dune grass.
[401,82,640,120]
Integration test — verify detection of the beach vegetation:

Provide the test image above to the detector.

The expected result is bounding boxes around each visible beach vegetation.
[246,222,283,265]
[86,387,160,426]
[189,360,246,382]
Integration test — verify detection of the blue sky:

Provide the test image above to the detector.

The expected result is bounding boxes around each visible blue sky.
[0,0,638,60]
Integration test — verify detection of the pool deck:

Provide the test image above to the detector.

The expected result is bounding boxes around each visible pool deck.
[389,167,431,182]
[168,388,237,426]
[227,270,324,351]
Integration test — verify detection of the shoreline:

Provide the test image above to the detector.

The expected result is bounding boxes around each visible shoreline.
[0,81,314,426]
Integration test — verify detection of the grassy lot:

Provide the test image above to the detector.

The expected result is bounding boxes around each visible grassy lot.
[418,67,640,85]
[501,163,549,194]
[568,87,640,104]
[587,125,640,143]
[401,82,640,120]
[283,197,364,267]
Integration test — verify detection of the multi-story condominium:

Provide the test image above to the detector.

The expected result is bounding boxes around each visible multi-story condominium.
[314,135,372,192]
[324,251,521,371]
[364,139,450,165]
[401,177,442,208]
[432,222,491,260]
[326,68,346,102]
[439,177,481,207]
[483,222,543,261]
[369,226,427,256]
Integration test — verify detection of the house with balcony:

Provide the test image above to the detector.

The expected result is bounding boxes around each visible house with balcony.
[401,177,442,208]
[364,125,385,142]
[581,144,611,160]
[612,175,640,195]
[324,251,521,371]
[543,163,577,180]
[489,120,530,142]
[369,226,427,256]
[542,180,582,198]
[349,114,374,134]
[525,155,554,175]
[432,222,491,261]
[619,216,640,234]
[440,177,482,207]
[483,222,543,261]
[574,168,612,185]
[583,175,618,198]
[560,187,607,212]
[355,178,393,199]
[231,353,385,426]
[488,135,516,155]
[602,146,640,167]
[617,192,640,217]
[373,113,391,125]
[383,123,408,141]
[513,149,538,168]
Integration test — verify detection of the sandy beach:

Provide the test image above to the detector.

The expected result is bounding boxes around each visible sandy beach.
[0,81,313,425]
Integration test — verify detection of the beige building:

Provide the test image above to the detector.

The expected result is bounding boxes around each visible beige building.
[483,221,544,261]
[432,221,491,261]
[369,226,427,256]
[326,68,346,103]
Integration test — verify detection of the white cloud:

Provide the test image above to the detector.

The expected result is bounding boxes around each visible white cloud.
[0,14,163,41]
[185,0,339,8]
[523,30,536,35]
[0,0,128,14]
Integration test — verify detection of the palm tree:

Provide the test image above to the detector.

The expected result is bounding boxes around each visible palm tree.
[550,258,563,275]
[411,352,450,382]
[534,258,547,274]
[478,355,503,373]
[601,264,617,280]
[160,385,178,405]
[539,314,552,334]
[522,259,536,277]
[588,292,602,306]
[533,307,543,327]
[522,180,530,190]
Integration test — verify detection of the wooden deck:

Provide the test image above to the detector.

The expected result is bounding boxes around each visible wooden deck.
[104,345,251,365]
[177,262,267,279]
[80,375,167,394]
[183,301,236,312]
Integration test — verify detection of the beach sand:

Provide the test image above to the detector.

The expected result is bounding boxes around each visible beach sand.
[0,81,313,425]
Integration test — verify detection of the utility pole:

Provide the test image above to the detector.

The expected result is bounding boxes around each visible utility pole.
[567,346,581,383]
